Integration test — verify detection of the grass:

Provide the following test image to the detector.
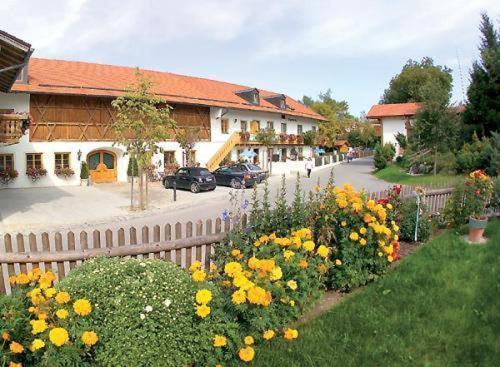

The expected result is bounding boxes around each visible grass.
[255,221,500,367]
[374,164,463,187]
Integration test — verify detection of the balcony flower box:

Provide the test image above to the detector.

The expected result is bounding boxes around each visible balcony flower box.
[26,167,47,182]
[55,167,75,178]
[0,168,18,185]
[279,133,288,143]
[296,134,304,144]
[288,134,297,143]
[239,131,250,142]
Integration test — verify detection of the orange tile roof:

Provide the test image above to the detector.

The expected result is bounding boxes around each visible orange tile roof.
[366,103,422,119]
[11,58,326,121]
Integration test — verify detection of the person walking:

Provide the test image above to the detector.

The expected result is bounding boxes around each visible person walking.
[305,158,314,178]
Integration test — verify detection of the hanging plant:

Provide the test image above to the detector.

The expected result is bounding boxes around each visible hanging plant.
[26,167,47,182]
[0,168,18,184]
[54,166,75,178]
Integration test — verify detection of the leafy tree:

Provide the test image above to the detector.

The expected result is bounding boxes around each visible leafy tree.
[347,121,378,148]
[381,57,452,105]
[374,143,395,170]
[463,13,500,138]
[302,130,317,148]
[394,132,408,150]
[112,70,175,209]
[176,127,200,167]
[456,132,491,173]
[254,127,277,172]
[301,90,356,147]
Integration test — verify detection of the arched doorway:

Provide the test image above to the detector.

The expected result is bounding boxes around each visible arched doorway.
[87,150,117,183]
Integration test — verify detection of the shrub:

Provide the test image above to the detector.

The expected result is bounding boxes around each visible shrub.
[59,257,201,367]
[80,162,89,179]
[127,157,139,177]
[398,197,431,243]
[374,143,395,170]
[456,132,491,173]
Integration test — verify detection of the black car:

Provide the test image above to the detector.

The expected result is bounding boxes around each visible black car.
[163,167,216,193]
[213,166,257,188]
[232,163,268,183]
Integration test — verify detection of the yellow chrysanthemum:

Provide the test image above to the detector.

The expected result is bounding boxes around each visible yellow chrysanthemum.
[188,260,202,272]
[56,309,69,319]
[238,346,255,362]
[263,330,275,340]
[213,335,227,347]
[30,338,45,351]
[247,256,260,270]
[192,270,206,282]
[360,227,367,235]
[359,238,367,246]
[302,240,315,252]
[9,341,24,353]
[287,280,298,290]
[195,289,213,305]
[231,249,241,257]
[232,289,247,305]
[335,259,342,266]
[247,286,272,307]
[283,250,295,261]
[16,273,30,285]
[55,291,71,304]
[316,245,329,258]
[30,319,48,335]
[349,232,359,241]
[299,259,309,269]
[82,331,99,347]
[269,266,282,281]
[73,299,92,316]
[49,327,69,347]
[196,304,211,318]
[244,336,254,345]
[224,262,243,277]
[44,287,57,298]
[283,328,299,340]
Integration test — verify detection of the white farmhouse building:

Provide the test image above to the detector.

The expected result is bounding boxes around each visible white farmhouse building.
[366,102,421,155]
[0,30,325,189]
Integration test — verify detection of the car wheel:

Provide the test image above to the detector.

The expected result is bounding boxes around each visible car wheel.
[230,179,241,189]
[190,182,200,193]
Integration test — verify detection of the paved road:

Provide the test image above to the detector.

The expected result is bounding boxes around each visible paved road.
[0,157,389,234]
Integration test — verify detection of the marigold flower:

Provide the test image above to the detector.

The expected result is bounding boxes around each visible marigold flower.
[195,289,213,305]
[290,300,295,306]
[49,327,69,347]
[192,270,207,282]
[283,328,299,340]
[394,235,399,241]
[188,260,202,272]
[44,287,56,298]
[335,259,342,266]
[30,338,45,351]
[9,341,24,354]
[244,336,254,345]
[360,227,367,235]
[2,331,10,341]
[231,249,241,257]
[238,346,255,362]
[263,330,275,340]
[283,250,295,261]
[196,304,211,318]
[387,255,394,263]
[269,266,282,281]
[359,238,367,246]
[287,280,298,290]
[30,319,48,335]
[349,232,359,241]
[341,220,347,227]
[247,286,272,306]
[299,259,309,269]
[213,335,227,347]
[317,264,328,274]
[302,240,315,252]
[55,291,71,304]
[8,275,17,285]
[73,299,92,316]
[386,203,393,209]
[232,289,247,305]
[224,262,243,277]
[16,273,30,285]
[56,309,69,319]
[9,362,22,367]
[82,331,99,347]
[247,256,260,270]
[316,245,329,258]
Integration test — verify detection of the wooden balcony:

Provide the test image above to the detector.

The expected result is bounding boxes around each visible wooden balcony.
[0,114,27,145]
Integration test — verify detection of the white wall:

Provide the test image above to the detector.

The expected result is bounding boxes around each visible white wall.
[0,92,30,113]
[381,117,408,155]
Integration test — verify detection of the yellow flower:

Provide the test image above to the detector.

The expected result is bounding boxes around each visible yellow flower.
[316,245,329,258]
[244,336,254,345]
[37,311,48,320]
[189,260,202,272]
[238,346,255,362]
[317,264,328,274]
[269,266,283,281]
[55,291,71,304]
[9,341,24,353]
[341,221,347,227]
[49,327,69,347]
[283,328,299,340]
[224,262,243,277]
[283,250,295,261]
[8,275,17,285]
[247,257,260,270]
[30,338,45,351]
[16,273,30,285]
[82,331,99,347]
[263,329,275,340]
[359,238,367,246]
[378,251,383,257]
[196,304,211,318]
[299,259,309,269]
[247,286,272,307]
[258,259,276,273]
[192,270,206,282]
[393,224,400,232]
[44,287,56,298]
[287,280,298,290]
[386,203,393,209]
[73,299,92,316]
[213,335,227,347]
[388,255,394,263]
[290,300,295,306]
[2,331,10,341]
[30,319,48,335]
[302,240,315,252]
[363,213,373,223]
[253,239,262,247]
[359,227,367,235]
[349,232,359,241]
[335,259,342,266]
[56,309,69,319]
[394,235,399,241]
[209,263,217,273]
[231,249,241,257]
[195,289,213,305]
[9,362,22,367]
[232,289,247,305]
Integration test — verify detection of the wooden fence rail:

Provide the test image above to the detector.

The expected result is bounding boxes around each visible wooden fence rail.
[0,187,453,295]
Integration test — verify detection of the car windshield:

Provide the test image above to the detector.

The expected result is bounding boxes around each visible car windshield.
[191,168,212,176]
[248,164,261,171]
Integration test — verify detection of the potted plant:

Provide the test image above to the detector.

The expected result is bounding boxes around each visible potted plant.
[0,168,18,185]
[55,166,75,178]
[466,170,494,243]
[279,133,288,143]
[239,131,250,142]
[80,161,90,186]
[26,167,47,182]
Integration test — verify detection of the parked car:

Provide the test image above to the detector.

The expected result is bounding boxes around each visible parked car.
[232,163,268,183]
[213,166,257,188]
[163,167,216,193]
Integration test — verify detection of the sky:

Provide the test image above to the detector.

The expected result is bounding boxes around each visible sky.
[1,0,499,116]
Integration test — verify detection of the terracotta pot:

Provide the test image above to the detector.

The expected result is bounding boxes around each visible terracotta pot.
[468,216,488,242]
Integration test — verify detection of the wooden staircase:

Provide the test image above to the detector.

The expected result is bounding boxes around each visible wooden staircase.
[206,132,240,171]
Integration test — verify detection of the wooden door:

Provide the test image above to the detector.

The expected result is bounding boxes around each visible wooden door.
[88,150,117,183]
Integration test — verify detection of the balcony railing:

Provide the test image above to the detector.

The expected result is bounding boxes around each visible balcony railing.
[0,113,28,145]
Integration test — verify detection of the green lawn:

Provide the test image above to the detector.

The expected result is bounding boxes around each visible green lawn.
[374,164,462,187]
[255,221,500,367]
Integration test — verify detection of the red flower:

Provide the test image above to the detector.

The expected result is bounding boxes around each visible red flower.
[393,185,402,195]
[475,189,481,195]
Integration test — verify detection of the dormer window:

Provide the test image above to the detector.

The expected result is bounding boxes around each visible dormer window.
[263,94,287,110]
[235,88,260,105]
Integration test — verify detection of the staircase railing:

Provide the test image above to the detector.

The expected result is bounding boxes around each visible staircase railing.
[206,132,240,171]
[0,114,25,145]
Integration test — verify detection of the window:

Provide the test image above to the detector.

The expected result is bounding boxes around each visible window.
[164,151,176,164]
[251,92,260,105]
[240,120,248,132]
[281,123,287,134]
[267,121,274,130]
[297,125,303,134]
[54,153,71,169]
[250,120,260,134]
[221,118,229,134]
[26,153,43,169]
[0,154,14,171]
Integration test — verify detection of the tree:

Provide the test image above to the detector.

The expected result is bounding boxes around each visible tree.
[381,57,452,105]
[176,127,200,167]
[301,90,356,147]
[347,121,378,148]
[302,130,317,148]
[254,128,277,172]
[112,70,175,210]
[463,13,500,138]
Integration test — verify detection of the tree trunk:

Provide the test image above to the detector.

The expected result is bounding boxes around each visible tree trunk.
[130,175,134,209]
[139,167,144,210]
[433,147,438,176]
[145,171,149,209]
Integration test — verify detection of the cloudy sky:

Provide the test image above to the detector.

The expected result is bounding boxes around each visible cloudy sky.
[1,0,499,115]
